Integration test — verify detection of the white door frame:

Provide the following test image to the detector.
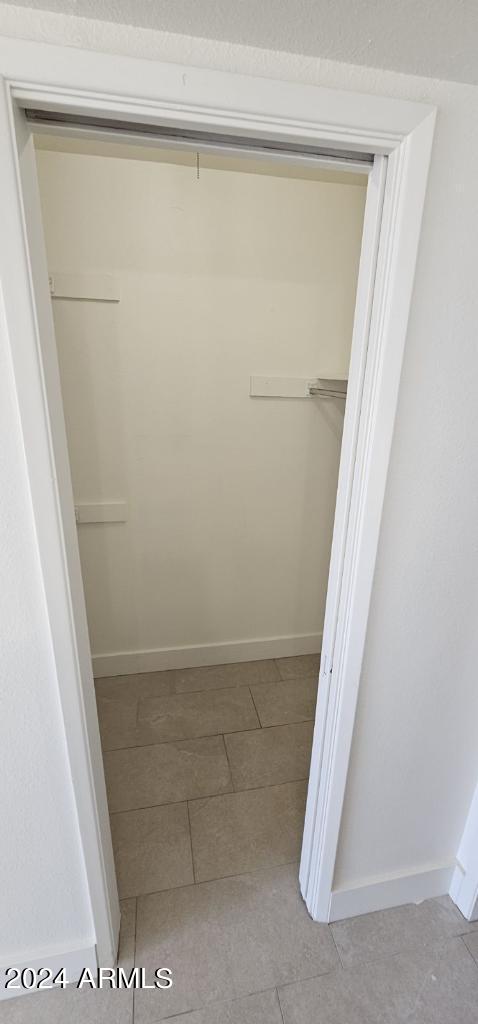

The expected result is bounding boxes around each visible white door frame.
[0,35,436,957]
[450,780,478,922]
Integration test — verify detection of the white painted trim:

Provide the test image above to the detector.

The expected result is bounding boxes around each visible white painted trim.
[449,780,478,921]
[329,863,455,922]
[2,83,120,968]
[299,155,386,919]
[0,35,436,947]
[4,37,432,153]
[92,632,323,678]
[0,945,97,1001]
[300,118,435,921]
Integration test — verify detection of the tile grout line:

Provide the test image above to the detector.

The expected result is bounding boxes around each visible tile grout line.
[329,921,346,970]
[101,721,263,755]
[189,856,305,890]
[108,776,308,819]
[186,799,197,883]
[95,658,318,698]
[109,788,227,817]
[97,674,317,696]
[101,715,315,756]
[97,676,287,703]
[151,984,289,1022]
[121,859,302,903]
[156,967,339,1022]
[224,718,315,736]
[248,684,263,728]
[275,986,286,1023]
[185,778,308,809]
[96,662,283,692]
[273,658,286,682]
[313,935,478,974]
[459,933,478,970]
[221,732,236,792]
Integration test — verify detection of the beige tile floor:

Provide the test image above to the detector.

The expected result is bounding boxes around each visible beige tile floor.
[3,654,478,1023]
[100,655,318,900]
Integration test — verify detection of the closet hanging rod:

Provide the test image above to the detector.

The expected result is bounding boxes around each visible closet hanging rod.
[24,108,373,174]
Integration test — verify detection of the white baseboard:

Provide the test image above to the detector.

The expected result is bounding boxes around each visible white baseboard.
[92,632,322,678]
[0,944,97,1001]
[329,862,455,922]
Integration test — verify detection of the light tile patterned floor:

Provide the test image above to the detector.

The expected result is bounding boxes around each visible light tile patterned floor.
[100,656,317,898]
[3,654,478,1023]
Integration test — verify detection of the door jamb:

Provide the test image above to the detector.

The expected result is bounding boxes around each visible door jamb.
[299,152,386,917]
[0,36,436,952]
[450,780,478,922]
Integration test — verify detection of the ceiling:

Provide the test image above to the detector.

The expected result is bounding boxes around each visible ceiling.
[3,0,478,85]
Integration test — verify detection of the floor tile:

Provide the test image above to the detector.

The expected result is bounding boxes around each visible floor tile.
[463,931,478,961]
[170,989,283,1023]
[189,780,307,882]
[96,674,177,749]
[275,654,321,680]
[134,863,340,1022]
[445,898,478,935]
[331,894,470,967]
[135,687,259,745]
[111,803,193,898]
[0,901,135,1023]
[118,895,137,954]
[104,735,232,812]
[434,893,478,933]
[251,677,318,727]
[278,937,478,1024]
[96,691,138,751]
[173,660,280,693]
[95,672,174,701]
[225,721,313,790]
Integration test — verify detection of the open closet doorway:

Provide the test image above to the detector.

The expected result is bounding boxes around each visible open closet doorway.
[32,128,367,913]
[1,44,434,988]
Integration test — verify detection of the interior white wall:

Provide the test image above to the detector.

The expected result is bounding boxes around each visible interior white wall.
[1,3,478,942]
[331,78,478,892]
[0,292,93,960]
[35,143,365,669]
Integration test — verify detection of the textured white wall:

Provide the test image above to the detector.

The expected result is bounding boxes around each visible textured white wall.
[333,76,478,887]
[1,0,478,84]
[36,142,365,665]
[0,4,478,941]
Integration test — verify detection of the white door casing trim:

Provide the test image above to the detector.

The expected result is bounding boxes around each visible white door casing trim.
[0,36,436,961]
[450,779,478,922]
[300,117,435,918]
